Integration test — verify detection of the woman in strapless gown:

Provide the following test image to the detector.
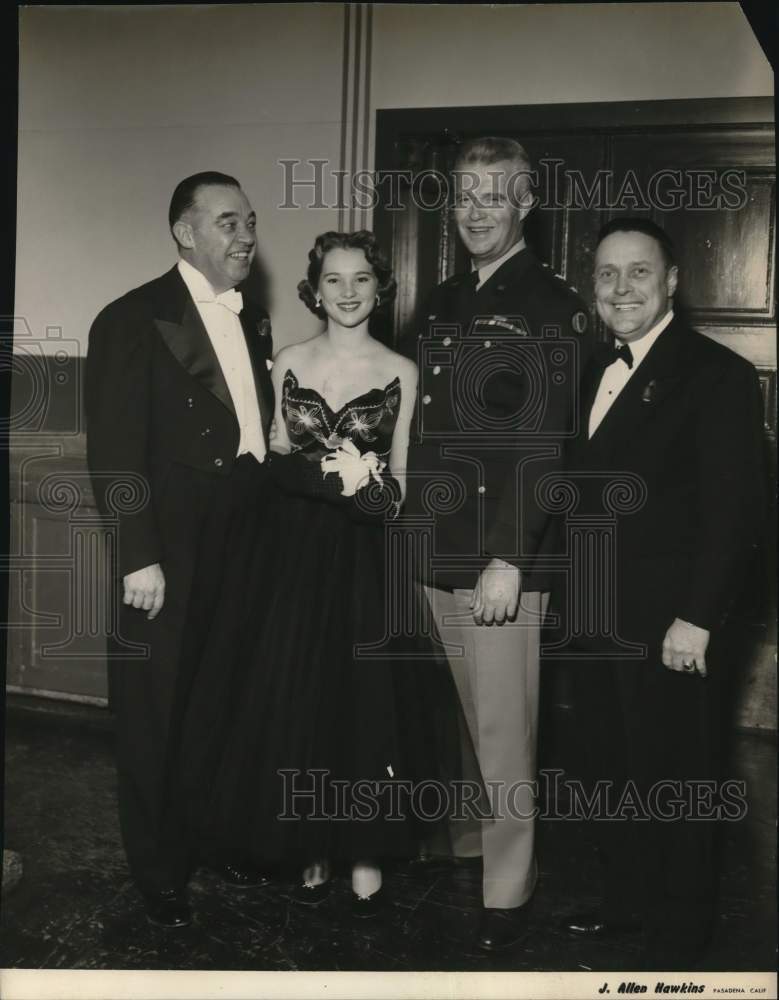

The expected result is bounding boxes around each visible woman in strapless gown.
[188,231,462,914]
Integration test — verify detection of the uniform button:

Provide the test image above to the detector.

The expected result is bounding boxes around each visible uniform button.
[201,427,211,436]
[478,485,486,494]
[186,397,194,407]
[432,365,441,375]
[214,458,223,468]
[484,340,492,348]
[442,336,452,346]
[422,394,432,405]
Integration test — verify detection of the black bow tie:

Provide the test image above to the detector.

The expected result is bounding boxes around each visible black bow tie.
[598,341,634,370]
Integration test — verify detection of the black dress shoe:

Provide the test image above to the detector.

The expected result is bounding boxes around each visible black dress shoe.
[213,861,270,889]
[351,885,387,918]
[290,880,331,906]
[562,910,643,938]
[142,888,192,929]
[475,906,530,952]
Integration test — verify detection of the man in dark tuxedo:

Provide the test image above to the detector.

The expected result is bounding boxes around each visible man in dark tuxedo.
[559,217,765,968]
[85,172,275,927]
[405,137,590,952]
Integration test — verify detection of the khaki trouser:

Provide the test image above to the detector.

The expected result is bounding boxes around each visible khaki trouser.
[424,585,549,909]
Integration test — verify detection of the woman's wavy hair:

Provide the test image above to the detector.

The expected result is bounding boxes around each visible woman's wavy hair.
[298,230,397,319]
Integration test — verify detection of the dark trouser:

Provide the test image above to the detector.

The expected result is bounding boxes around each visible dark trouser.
[570,636,730,952]
[108,455,266,894]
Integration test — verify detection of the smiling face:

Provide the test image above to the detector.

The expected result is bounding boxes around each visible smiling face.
[593,230,678,342]
[176,183,256,292]
[453,159,531,267]
[317,247,379,329]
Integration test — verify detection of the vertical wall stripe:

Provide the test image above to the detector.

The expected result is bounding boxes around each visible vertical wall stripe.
[360,4,373,230]
[350,3,363,225]
[338,3,374,232]
[337,4,352,231]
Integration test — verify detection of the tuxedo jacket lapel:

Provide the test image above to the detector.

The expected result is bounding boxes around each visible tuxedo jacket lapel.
[585,320,686,458]
[153,268,236,416]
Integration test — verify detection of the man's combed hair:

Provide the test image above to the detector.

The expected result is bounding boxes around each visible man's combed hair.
[597,216,677,269]
[453,136,534,203]
[454,136,532,175]
[168,171,242,231]
[298,231,397,318]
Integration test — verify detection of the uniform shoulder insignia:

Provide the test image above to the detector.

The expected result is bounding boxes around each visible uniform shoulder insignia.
[571,310,588,334]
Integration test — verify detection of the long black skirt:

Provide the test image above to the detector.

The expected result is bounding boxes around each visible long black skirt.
[176,482,462,867]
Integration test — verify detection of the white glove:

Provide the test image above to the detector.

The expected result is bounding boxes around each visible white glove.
[321,439,386,497]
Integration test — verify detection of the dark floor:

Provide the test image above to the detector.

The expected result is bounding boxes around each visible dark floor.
[1,696,775,972]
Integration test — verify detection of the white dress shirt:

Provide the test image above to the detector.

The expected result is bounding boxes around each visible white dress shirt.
[177,259,266,462]
[588,310,674,439]
[472,239,526,290]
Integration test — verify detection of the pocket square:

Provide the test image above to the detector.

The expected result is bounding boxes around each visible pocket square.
[266,359,274,371]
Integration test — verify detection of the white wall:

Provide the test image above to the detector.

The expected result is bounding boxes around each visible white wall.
[17,4,345,355]
[16,3,773,356]
[372,3,772,109]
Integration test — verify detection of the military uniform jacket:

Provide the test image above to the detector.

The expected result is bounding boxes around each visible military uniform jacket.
[404,248,591,591]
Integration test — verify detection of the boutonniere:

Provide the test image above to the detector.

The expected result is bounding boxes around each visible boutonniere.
[257,318,271,338]
[266,358,274,371]
[641,379,657,403]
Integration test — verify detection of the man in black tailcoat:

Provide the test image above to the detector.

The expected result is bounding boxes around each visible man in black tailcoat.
[558,217,765,969]
[85,172,274,926]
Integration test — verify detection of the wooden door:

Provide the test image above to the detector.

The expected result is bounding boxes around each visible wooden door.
[373,97,776,734]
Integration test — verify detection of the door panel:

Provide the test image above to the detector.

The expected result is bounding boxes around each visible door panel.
[374,97,776,735]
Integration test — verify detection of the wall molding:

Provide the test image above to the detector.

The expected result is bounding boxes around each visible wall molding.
[338,3,373,231]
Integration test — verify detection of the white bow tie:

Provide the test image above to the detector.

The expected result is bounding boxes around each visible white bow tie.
[202,288,243,314]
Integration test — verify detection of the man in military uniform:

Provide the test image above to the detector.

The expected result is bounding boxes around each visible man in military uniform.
[404,137,590,952]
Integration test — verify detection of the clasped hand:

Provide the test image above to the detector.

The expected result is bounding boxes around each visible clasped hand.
[321,439,386,497]
[123,563,165,620]
[471,558,521,625]
[661,617,709,677]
